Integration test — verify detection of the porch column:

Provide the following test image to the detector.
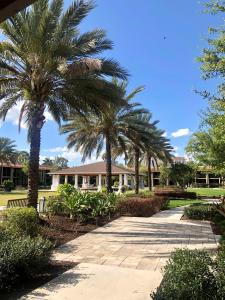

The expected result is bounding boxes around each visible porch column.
[82,176,86,188]
[51,174,60,191]
[65,175,68,184]
[206,173,209,187]
[118,174,123,192]
[124,174,128,186]
[151,172,154,188]
[74,175,78,189]
[98,174,102,191]
[87,176,90,186]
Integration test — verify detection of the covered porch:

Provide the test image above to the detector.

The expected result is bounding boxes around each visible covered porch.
[50,161,145,192]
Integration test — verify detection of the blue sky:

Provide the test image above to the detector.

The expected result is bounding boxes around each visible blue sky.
[0,0,222,165]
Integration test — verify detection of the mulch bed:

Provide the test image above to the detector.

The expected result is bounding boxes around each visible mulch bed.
[39,214,118,247]
[0,261,77,300]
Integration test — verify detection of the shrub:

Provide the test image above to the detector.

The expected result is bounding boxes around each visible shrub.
[101,186,107,193]
[0,234,52,290]
[3,179,14,191]
[57,183,76,198]
[152,249,217,300]
[4,207,38,237]
[117,196,168,217]
[184,204,216,220]
[46,196,66,216]
[155,190,197,199]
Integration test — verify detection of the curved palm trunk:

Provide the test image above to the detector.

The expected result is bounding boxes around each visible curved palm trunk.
[105,132,112,193]
[27,111,44,209]
[134,146,140,194]
[147,155,152,191]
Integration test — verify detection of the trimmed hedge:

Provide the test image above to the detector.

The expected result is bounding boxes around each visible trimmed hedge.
[117,196,168,217]
[184,204,216,220]
[155,191,197,199]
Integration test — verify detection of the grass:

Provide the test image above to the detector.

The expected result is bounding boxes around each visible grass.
[165,199,207,210]
[187,187,225,197]
[0,190,57,206]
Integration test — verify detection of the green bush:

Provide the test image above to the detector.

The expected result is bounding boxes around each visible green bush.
[3,179,14,191]
[0,234,52,290]
[57,183,76,198]
[46,196,66,216]
[152,249,217,300]
[184,204,216,220]
[117,196,168,217]
[4,207,38,237]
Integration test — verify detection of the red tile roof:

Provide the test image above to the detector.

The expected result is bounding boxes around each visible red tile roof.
[49,161,136,175]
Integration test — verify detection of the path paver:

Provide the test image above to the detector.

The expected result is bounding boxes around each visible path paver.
[22,206,219,299]
[52,207,218,272]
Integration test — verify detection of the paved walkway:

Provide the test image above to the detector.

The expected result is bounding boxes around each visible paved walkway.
[22,207,219,300]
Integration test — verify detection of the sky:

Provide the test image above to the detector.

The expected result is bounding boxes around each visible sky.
[0,0,222,166]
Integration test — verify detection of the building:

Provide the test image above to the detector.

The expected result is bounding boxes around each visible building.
[49,161,145,191]
[0,163,51,188]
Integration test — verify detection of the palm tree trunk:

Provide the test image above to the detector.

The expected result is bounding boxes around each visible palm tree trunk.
[105,132,112,193]
[134,146,140,194]
[148,155,152,191]
[27,111,44,209]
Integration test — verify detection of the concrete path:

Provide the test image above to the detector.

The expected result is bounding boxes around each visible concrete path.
[22,207,219,300]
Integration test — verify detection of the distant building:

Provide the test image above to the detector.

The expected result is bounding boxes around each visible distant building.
[0,163,51,188]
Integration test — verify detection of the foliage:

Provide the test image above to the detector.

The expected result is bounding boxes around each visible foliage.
[155,188,197,199]
[0,234,52,290]
[47,191,118,222]
[152,249,217,300]
[57,183,76,198]
[4,207,39,237]
[2,179,14,191]
[184,204,216,220]
[169,163,196,187]
[46,196,66,216]
[159,164,171,185]
[51,156,68,170]
[0,137,17,165]
[117,196,168,217]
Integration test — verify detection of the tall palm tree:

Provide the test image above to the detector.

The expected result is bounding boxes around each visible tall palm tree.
[61,81,148,192]
[0,0,127,207]
[141,130,173,190]
[0,137,17,184]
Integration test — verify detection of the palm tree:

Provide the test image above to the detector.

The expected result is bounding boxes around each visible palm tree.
[0,0,127,208]
[42,157,54,167]
[141,130,173,190]
[0,137,17,184]
[16,151,29,164]
[61,81,148,192]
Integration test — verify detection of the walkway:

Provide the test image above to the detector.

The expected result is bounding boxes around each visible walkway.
[22,207,219,300]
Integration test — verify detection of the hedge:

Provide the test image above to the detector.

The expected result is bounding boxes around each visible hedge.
[155,191,197,199]
[184,204,216,220]
[117,196,168,217]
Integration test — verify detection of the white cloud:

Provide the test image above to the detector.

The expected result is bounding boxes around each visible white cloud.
[45,147,67,153]
[171,128,192,138]
[44,146,81,163]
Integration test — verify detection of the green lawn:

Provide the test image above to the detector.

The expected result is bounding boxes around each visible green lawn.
[0,190,57,206]
[187,187,225,197]
[166,199,207,210]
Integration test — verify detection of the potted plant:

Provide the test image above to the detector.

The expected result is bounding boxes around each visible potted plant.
[3,179,14,192]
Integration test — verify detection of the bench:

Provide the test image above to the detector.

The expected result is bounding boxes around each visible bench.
[7,198,28,208]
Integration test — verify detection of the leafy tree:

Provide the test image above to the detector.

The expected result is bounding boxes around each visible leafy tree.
[52,156,68,170]
[159,164,171,186]
[0,137,17,165]
[0,0,127,207]
[16,151,29,164]
[42,157,54,167]
[170,163,196,187]
[61,80,147,193]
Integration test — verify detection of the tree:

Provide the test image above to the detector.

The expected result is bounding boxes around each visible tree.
[0,137,17,164]
[0,0,127,208]
[170,163,196,187]
[42,157,54,167]
[16,151,29,164]
[61,80,147,193]
[52,156,68,170]
[159,164,171,186]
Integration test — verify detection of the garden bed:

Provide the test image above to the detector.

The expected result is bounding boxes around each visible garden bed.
[39,214,118,247]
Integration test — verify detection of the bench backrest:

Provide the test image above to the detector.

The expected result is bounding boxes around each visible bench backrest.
[7,198,28,208]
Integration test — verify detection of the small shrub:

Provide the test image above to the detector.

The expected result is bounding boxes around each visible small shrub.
[3,179,14,191]
[184,204,216,220]
[4,207,38,237]
[46,196,66,216]
[117,196,168,217]
[57,183,76,198]
[101,186,107,193]
[152,249,217,300]
[0,235,52,290]
[155,187,196,199]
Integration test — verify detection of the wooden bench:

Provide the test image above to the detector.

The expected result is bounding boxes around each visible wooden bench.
[7,198,28,208]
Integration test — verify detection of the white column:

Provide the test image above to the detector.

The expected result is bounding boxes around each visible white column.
[124,174,128,186]
[98,174,102,191]
[74,175,78,189]
[118,174,123,192]
[87,176,90,186]
[151,173,154,188]
[51,174,60,191]
[206,173,209,186]
[82,176,86,188]
[65,175,68,184]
